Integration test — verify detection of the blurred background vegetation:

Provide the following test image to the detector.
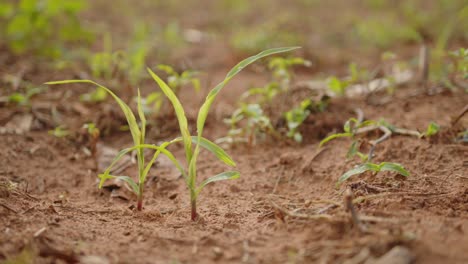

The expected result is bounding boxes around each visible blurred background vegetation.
[0,0,466,93]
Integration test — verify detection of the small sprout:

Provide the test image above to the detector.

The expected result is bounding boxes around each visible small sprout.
[7,86,45,106]
[421,122,440,138]
[157,64,200,95]
[84,123,100,138]
[80,86,108,103]
[268,56,311,86]
[220,103,276,146]
[140,92,164,116]
[48,126,70,138]
[284,99,312,142]
[338,162,410,186]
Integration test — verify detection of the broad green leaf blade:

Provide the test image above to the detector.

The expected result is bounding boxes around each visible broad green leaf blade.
[338,163,374,184]
[190,136,236,167]
[147,69,192,162]
[380,162,410,177]
[196,171,240,196]
[319,133,352,147]
[46,80,141,146]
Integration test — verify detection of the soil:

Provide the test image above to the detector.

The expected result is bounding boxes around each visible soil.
[1,1,468,263]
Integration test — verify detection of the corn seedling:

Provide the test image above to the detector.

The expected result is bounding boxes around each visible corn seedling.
[46,80,187,211]
[338,162,410,186]
[148,47,299,220]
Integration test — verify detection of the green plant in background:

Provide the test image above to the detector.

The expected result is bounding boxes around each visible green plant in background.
[268,56,311,88]
[283,97,329,143]
[87,23,153,87]
[353,16,421,48]
[450,48,468,78]
[230,25,302,55]
[228,55,314,144]
[88,33,116,81]
[0,0,93,58]
[326,63,370,96]
[218,103,276,146]
[338,162,410,186]
[140,92,164,116]
[148,47,299,220]
[157,64,200,95]
[7,86,46,106]
[48,126,70,138]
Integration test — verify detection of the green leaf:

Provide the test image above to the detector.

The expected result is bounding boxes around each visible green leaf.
[380,162,410,177]
[319,133,352,147]
[338,163,376,184]
[338,162,410,185]
[97,174,139,195]
[147,69,192,162]
[190,136,236,167]
[423,122,440,137]
[196,171,240,196]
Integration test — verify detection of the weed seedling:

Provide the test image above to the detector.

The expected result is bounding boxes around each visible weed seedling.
[148,47,299,220]
[157,64,200,95]
[338,162,410,186]
[218,103,277,146]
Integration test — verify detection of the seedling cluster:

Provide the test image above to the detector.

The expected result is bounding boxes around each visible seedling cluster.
[47,47,298,220]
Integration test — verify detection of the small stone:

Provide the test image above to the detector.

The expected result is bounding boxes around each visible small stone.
[212,247,223,260]
[168,193,177,200]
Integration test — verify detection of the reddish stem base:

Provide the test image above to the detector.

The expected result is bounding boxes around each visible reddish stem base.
[137,198,143,211]
[191,201,198,221]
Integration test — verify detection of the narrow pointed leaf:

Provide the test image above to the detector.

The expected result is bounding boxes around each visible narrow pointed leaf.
[147,69,192,162]
[319,132,352,147]
[196,171,240,195]
[190,136,236,167]
[380,162,410,177]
